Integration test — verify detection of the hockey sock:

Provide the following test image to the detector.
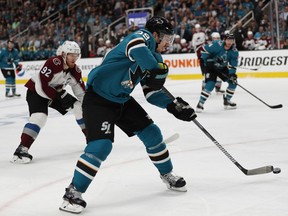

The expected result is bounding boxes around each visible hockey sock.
[73,139,112,193]
[11,77,16,94]
[198,80,215,104]
[225,88,235,101]
[20,123,41,148]
[5,77,13,95]
[136,124,173,174]
[225,82,237,100]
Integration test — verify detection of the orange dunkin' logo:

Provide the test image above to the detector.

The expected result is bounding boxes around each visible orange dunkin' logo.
[164,59,200,68]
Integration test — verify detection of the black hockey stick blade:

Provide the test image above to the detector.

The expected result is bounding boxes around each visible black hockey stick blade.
[235,162,274,175]
[268,104,283,109]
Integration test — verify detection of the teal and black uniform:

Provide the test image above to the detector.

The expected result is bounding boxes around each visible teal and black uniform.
[198,36,239,108]
[70,20,195,194]
[0,40,21,96]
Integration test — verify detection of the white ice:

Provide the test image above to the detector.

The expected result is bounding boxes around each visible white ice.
[0,78,287,216]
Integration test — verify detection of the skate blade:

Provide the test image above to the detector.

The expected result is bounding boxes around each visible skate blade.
[195,108,203,113]
[224,105,237,110]
[166,184,187,192]
[59,200,84,214]
[10,156,31,164]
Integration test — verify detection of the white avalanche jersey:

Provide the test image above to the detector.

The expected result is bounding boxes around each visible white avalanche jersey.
[192,31,206,50]
[243,38,256,50]
[25,56,85,101]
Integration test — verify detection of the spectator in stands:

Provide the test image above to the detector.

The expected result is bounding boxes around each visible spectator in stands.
[254,26,266,40]
[29,16,40,36]
[177,23,192,41]
[234,21,247,50]
[242,0,254,11]
[35,45,48,60]
[169,34,182,54]
[254,1,264,25]
[105,39,113,54]
[96,38,106,57]
[180,38,191,53]
[282,38,288,49]
[243,31,256,50]
[255,34,270,50]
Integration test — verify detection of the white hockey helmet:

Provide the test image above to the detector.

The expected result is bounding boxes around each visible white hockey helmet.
[211,32,221,40]
[61,41,81,60]
[56,44,62,56]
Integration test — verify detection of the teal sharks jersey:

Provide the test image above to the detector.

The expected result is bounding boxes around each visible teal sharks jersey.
[87,29,165,104]
[201,40,239,74]
[0,47,20,69]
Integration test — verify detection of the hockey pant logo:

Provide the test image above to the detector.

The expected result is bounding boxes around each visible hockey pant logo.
[101,121,111,134]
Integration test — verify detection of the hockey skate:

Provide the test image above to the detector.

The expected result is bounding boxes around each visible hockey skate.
[196,102,204,113]
[160,172,187,192]
[11,145,33,164]
[5,93,13,98]
[13,92,21,97]
[59,183,87,214]
[223,95,237,109]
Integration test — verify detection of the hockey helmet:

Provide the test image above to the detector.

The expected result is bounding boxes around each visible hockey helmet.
[211,32,221,40]
[225,33,235,40]
[145,16,174,44]
[61,41,81,59]
[56,44,62,56]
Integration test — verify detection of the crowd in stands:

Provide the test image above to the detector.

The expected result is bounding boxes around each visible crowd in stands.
[0,0,287,61]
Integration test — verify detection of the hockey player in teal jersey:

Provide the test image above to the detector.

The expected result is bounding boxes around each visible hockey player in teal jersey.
[0,39,22,97]
[59,16,197,214]
[196,33,239,112]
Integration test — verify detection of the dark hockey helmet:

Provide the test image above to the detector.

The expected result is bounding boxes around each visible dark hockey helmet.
[224,33,235,40]
[145,16,174,44]
[145,16,174,35]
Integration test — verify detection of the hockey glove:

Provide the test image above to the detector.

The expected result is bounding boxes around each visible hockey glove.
[207,58,226,71]
[145,63,169,90]
[167,97,197,122]
[228,73,237,82]
[56,90,77,110]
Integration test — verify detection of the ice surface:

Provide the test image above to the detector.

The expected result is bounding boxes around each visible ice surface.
[0,78,287,216]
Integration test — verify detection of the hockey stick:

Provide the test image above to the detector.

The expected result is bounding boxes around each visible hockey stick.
[235,82,282,109]
[162,86,279,175]
[221,73,283,109]
[149,133,179,151]
[237,66,261,71]
[164,133,180,144]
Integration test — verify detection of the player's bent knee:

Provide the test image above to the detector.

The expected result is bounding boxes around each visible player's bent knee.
[29,112,47,128]
[136,123,163,149]
[85,139,112,161]
[228,82,237,90]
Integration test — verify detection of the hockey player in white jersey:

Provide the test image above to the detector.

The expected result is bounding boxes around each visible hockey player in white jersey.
[59,16,196,214]
[11,41,86,164]
[193,24,208,90]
